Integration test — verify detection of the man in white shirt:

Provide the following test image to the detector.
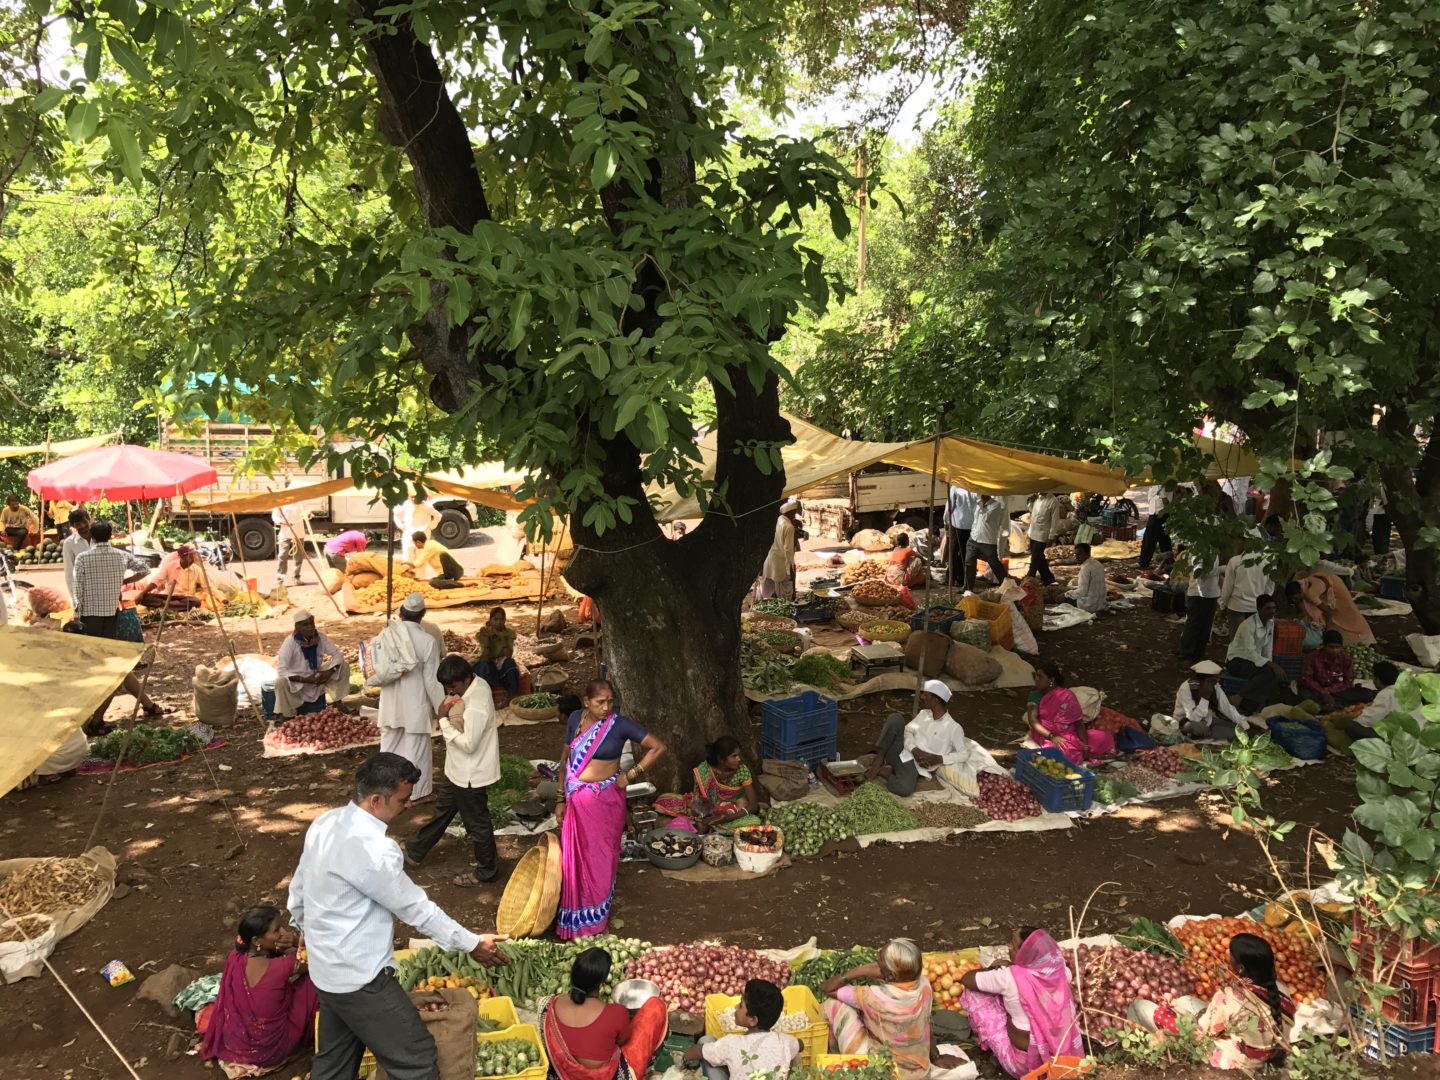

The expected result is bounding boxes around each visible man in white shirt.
[288,752,507,1080]
[1219,551,1275,616]
[1140,484,1180,569]
[1346,661,1425,740]
[273,609,350,721]
[964,494,1009,593]
[405,655,501,884]
[863,680,995,796]
[272,499,311,586]
[945,485,979,583]
[1026,493,1063,586]
[394,498,443,562]
[1067,543,1107,613]
[1223,593,1287,713]
[1178,555,1222,663]
[1174,660,1249,740]
[758,499,800,600]
[378,592,444,801]
[62,508,95,601]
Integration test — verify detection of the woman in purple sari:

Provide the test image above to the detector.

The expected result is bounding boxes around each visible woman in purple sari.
[201,906,318,1078]
[960,927,1082,1078]
[557,680,666,940]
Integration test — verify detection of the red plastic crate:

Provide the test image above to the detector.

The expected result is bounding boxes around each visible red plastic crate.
[1099,523,1137,541]
[1353,917,1440,969]
[1376,962,1440,1027]
[1272,618,1305,657]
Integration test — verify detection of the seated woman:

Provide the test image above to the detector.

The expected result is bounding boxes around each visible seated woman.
[540,947,667,1080]
[959,927,1082,1079]
[885,534,926,588]
[200,905,317,1079]
[473,606,522,699]
[820,938,933,1080]
[654,736,762,834]
[1025,661,1114,762]
[1295,572,1375,646]
[1300,630,1375,710]
[1154,933,1291,1070]
[1281,581,1325,651]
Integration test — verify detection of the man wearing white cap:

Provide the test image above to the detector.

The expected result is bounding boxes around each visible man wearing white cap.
[1173,660,1248,741]
[378,592,443,800]
[863,679,1003,796]
[274,610,350,721]
[757,499,802,600]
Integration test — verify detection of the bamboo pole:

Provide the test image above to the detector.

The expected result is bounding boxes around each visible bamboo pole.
[282,511,346,619]
[192,550,270,729]
[228,511,265,653]
[913,424,943,714]
[385,513,396,620]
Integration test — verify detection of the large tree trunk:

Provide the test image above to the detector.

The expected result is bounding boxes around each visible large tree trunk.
[1380,412,1440,634]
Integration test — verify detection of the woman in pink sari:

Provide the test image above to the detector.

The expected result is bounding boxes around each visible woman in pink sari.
[557,680,666,940]
[1026,662,1113,762]
[200,906,318,1079]
[960,927,1082,1078]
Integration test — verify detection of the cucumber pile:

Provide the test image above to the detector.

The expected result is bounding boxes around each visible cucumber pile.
[397,946,493,991]
[490,935,653,1004]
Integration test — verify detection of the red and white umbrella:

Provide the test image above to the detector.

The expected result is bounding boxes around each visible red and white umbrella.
[27,444,218,502]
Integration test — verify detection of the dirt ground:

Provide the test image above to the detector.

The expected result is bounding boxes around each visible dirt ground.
[1,540,1433,1078]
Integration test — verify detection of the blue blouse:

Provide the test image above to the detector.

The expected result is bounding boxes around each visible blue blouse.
[565,710,648,762]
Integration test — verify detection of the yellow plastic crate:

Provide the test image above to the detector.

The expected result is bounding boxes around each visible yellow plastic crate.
[313,1016,379,1079]
[478,995,520,1032]
[704,985,827,1066]
[817,1053,873,1072]
[475,1021,548,1080]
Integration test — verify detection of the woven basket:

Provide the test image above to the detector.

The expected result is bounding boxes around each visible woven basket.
[853,588,900,608]
[859,620,910,643]
[526,834,563,936]
[835,609,872,631]
[510,701,559,722]
[746,613,799,632]
[496,842,547,936]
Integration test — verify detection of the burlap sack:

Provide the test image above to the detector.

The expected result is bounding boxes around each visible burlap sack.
[759,759,809,803]
[375,989,476,1080]
[949,619,992,652]
[320,566,345,595]
[903,630,951,677]
[192,664,239,726]
[945,641,1001,685]
[351,570,381,588]
[850,528,891,552]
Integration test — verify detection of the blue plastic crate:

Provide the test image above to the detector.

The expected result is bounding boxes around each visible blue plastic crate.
[1014,747,1095,812]
[761,731,837,769]
[1355,1010,1437,1060]
[909,607,963,634]
[1267,714,1328,760]
[1380,575,1407,601]
[761,691,838,747]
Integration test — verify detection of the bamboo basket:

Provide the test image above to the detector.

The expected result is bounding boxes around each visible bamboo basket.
[496,842,547,936]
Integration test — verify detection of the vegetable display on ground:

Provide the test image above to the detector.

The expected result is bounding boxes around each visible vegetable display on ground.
[793,948,877,999]
[475,1038,542,1077]
[1171,916,1326,1003]
[789,653,852,692]
[1069,942,1197,1036]
[90,724,204,766]
[924,954,979,1012]
[625,944,791,1013]
[975,773,1042,820]
[397,946,494,992]
[0,858,107,918]
[262,708,379,752]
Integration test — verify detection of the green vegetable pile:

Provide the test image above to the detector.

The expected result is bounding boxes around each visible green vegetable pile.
[1347,642,1383,680]
[742,640,797,695]
[396,946,492,990]
[1118,917,1186,960]
[222,598,265,618]
[790,653,851,693]
[1093,777,1139,805]
[752,598,797,617]
[764,801,852,857]
[487,755,538,829]
[758,629,803,654]
[833,782,919,835]
[512,693,559,710]
[90,724,203,766]
[475,1038,542,1077]
[793,948,878,999]
[490,935,652,1003]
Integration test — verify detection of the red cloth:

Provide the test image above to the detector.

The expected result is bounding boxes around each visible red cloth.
[554,1003,632,1062]
[200,951,318,1071]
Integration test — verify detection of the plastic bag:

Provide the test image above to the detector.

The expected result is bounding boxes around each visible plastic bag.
[0,913,58,984]
[1407,633,1440,667]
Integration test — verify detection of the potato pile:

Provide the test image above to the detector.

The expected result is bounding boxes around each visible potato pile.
[841,560,887,585]
[350,574,452,606]
[851,581,901,606]
[0,858,107,919]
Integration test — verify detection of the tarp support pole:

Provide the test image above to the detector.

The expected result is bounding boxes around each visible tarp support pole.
[914,425,942,714]
[228,511,265,654]
[286,514,346,620]
[385,514,396,620]
[193,552,269,731]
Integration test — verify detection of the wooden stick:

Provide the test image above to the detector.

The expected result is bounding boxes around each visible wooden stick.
[913,423,942,714]
[193,553,270,730]
[385,513,396,620]
[283,512,346,619]
[228,511,265,654]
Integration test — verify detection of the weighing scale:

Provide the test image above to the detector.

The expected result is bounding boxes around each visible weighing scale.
[849,641,905,680]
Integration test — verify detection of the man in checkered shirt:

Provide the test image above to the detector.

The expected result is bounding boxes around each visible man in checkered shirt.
[72,519,130,639]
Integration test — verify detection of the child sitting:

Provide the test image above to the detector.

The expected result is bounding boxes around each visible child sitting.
[685,979,799,1080]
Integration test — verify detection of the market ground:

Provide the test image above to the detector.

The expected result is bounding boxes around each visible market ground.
[2,539,1433,1078]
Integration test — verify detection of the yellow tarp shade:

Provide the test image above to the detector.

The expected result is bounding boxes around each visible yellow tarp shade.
[884,437,1130,497]
[0,432,120,460]
[185,472,527,515]
[0,626,145,798]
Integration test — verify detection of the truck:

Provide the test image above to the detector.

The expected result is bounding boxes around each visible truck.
[801,465,1030,541]
[158,420,477,560]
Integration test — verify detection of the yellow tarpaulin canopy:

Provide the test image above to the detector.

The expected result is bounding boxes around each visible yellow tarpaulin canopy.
[0,432,120,460]
[0,626,146,798]
[185,472,528,515]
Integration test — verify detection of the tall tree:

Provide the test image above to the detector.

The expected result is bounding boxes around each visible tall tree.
[966,0,1440,626]
[34,0,854,778]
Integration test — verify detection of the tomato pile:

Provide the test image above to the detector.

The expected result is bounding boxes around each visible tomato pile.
[1135,748,1184,779]
[825,1060,869,1073]
[924,954,979,1012]
[263,707,380,752]
[1172,917,1326,1003]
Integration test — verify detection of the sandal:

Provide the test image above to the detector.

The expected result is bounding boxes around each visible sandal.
[451,873,490,888]
[142,703,169,718]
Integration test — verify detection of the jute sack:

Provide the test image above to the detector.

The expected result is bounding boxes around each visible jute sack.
[192,664,239,726]
[945,641,1001,686]
[759,759,809,803]
[903,630,951,678]
[375,989,476,1080]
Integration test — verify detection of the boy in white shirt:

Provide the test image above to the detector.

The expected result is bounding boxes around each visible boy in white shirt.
[686,980,799,1080]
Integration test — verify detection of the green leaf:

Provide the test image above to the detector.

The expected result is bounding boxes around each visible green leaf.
[590,145,617,191]
[108,121,144,190]
[505,293,532,350]
[33,86,67,114]
[1352,738,1394,773]
[107,35,151,83]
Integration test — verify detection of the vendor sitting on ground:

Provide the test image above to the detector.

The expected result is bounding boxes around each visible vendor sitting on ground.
[540,947,667,1080]
[472,606,521,698]
[2,494,38,548]
[685,979,799,1080]
[820,938,933,1080]
[404,530,465,587]
[1026,661,1113,762]
[959,927,1082,1079]
[654,735,763,834]
[865,680,1005,797]
[131,545,206,608]
[1281,581,1324,651]
[1224,594,1288,714]
[273,610,349,721]
[885,534,926,588]
[1346,661,1425,740]
[1066,543,1107,613]
[1300,630,1374,710]
[1175,660,1249,741]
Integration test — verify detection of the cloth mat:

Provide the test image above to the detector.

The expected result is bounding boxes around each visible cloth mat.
[658,855,791,882]
[744,646,1033,704]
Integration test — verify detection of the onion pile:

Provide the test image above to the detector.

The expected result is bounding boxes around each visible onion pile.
[1135,748,1184,779]
[263,707,380,751]
[625,944,790,1014]
[1069,943,1196,1035]
[976,773,1042,820]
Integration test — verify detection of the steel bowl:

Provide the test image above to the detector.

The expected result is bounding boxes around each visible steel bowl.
[611,978,663,1010]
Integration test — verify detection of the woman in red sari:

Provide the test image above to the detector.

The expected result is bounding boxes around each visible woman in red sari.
[557,680,666,939]
[200,906,318,1079]
[541,947,668,1080]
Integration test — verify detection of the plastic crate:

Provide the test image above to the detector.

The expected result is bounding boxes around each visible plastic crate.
[1357,1013,1438,1061]
[1099,523,1137,541]
[1150,588,1186,613]
[760,731,836,769]
[910,606,963,634]
[1352,918,1440,969]
[1100,508,1131,527]
[1380,962,1440,1027]
[479,996,521,1031]
[1380,575,1407,601]
[659,1029,698,1068]
[958,595,1014,650]
[1014,747,1095,812]
[761,691,839,748]
[794,601,834,624]
[1272,618,1305,657]
[476,1022,549,1080]
[705,985,827,1066]
[816,1054,873,1072]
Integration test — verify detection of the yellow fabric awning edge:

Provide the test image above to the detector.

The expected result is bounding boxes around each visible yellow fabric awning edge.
[183,472,528,516]
[0,627,145,798]
[0,431,120,460]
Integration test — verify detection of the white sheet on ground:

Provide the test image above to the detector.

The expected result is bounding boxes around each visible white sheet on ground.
[1044,606,1094,631]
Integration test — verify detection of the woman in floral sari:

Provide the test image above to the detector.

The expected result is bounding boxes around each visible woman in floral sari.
[1189,933,1291,1069]
[1025,662,1113,762]
[820,939,934,1080]
[959,927,1082,1079]
[200,906,317,1079]
[540,947,668,1080]
[653,736,762,834]
[557,680,666,940]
